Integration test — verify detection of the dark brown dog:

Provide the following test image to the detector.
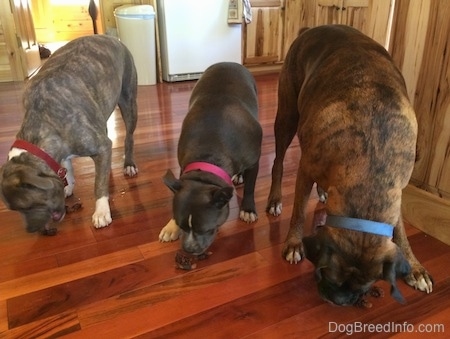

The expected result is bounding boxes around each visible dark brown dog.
[159,62,262,258]
[267,25,433,306]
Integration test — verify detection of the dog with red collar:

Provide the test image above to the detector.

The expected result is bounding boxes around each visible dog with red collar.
[159,62,262,261]
[0,35,138,235]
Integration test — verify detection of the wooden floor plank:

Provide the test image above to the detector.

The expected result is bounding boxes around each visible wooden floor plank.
[0,72,449,337]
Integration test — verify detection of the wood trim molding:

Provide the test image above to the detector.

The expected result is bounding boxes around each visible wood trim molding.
[402,184,450,246]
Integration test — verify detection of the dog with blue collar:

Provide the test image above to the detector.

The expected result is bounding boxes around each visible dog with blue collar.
[267,25,433,306]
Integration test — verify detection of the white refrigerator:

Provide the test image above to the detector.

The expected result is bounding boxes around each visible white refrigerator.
[157,0,243,82]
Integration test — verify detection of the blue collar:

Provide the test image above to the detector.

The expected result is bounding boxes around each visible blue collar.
[325,215,394,237]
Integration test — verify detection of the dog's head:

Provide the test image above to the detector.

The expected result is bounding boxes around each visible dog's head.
[0,155,66,233]
[303,228,411,306]
[164,169,233,255]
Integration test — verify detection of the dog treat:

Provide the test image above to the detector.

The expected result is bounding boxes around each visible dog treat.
[175,250,211,270]
[65,201,83,213]
[175,251,198,270]
[355,285,385,308]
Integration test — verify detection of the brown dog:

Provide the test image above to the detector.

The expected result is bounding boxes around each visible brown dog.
[267,25,433,306]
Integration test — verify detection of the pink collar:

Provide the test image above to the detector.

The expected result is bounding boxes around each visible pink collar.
[11,139,68,186]
[183,162,233,186]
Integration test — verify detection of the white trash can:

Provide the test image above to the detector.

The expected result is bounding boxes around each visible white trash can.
[114,5,156,85]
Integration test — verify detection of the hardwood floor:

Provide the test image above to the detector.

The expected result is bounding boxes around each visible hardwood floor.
[0,73,449,338]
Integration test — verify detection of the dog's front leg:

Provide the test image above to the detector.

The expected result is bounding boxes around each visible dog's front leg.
[239,162,259,223]
[283,162,314,263]
[394,214,433,293]
[159,218,181,242]
[91,144,112,228]
[61,158,75,197]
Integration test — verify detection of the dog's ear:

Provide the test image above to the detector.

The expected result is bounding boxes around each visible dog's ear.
[304,234,332,281]
[21,171,55,190]
[211,186,233,208]
[304,233,332,266]
[163,169,182,193]
[3,168,54,192]
[382,249,411,304]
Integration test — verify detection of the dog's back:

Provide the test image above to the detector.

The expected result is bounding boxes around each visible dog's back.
[285,25,417,200]
[22,35,137,129]
[178,62,261,172]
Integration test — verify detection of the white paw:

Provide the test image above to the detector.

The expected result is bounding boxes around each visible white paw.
[64,184,74,198]
[62,158,75,197]
[92,196,112,228]
[285,250,302,264]
[239,210,258,223]
[124,165,138,177]
[159,218,180,242]
[405,271,433,293]
[232,174,244,185]
[268,203,282,216]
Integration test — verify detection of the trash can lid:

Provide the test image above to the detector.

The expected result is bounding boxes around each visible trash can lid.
[114,5,155,19]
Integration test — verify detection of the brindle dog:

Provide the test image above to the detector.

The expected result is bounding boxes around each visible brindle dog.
[267,25,433,306]
[0,35,138,234]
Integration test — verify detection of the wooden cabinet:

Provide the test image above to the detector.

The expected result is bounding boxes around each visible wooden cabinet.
[243,0,284,66]
[244,0,393,68]
[284,0,393,53]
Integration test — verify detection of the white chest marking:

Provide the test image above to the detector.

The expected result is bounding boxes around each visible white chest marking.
[8,147,27,160]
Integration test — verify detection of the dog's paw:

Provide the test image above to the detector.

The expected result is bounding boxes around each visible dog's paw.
[124,165,138,177]
[159,218,180,242]
[232,174,244,185]
[64,184,74,198]
[92,197,112,228]
[267,202,282,216]
[405,266,433,293]
[283,241,304,264]
[239,210,258,223]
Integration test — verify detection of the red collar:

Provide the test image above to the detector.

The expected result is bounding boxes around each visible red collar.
[11,139,68,186]
[183,162,233,186]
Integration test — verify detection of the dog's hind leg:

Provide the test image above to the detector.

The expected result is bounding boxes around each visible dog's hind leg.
[239,162,259,223]
[267,79,299,216]
[283,161,314,263]
[118,63,138,177]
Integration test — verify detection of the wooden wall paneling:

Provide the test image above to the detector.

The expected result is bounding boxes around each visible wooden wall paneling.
[390,0,429,184]
[362,0,393,49]
[390,0,450,246]
[423,2,450,197]
[392,0,450,195]
[51,5,93,41]
[0,7,15,82]
[30,0,54,42]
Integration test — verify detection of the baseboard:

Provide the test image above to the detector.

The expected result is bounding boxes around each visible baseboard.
[402,184,450,245]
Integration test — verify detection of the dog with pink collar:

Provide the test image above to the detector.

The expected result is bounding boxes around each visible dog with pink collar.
[159,62,262,260]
